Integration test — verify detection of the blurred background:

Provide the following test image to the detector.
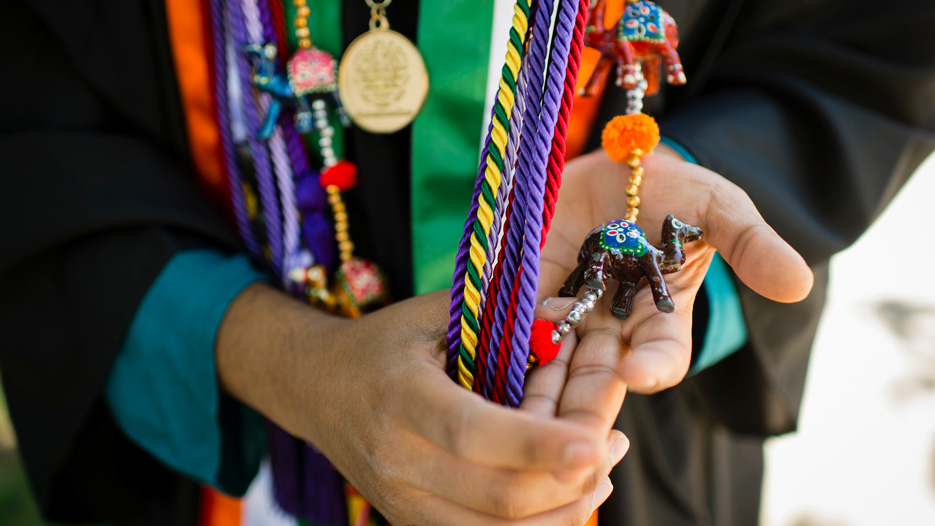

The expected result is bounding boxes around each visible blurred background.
[2,153,934,525]
[761,151,935,526]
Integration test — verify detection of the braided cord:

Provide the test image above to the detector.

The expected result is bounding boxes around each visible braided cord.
[230,0,285,279]
[505,0,580,406]
[207,0,262,261]
[542,0,589,239]
[477,52,532,400]
[266,0,290,59]
[480,0,553,406]
[446,141,487,381]
[247,0,302,282]
[451,0,533,390]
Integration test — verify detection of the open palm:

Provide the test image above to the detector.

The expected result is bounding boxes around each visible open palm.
[533,145,814,435]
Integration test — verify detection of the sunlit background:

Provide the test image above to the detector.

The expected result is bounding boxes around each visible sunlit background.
[2,153,933,525]
[762,152,935,526]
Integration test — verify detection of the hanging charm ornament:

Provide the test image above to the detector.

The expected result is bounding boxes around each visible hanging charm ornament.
[338,0,429,134]
[579,0,686,106]
[246,0,344,138]
[552,0,700,341]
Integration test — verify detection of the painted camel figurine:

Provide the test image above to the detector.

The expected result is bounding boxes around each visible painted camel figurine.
[581,0,687,97]
[559,215,703,318]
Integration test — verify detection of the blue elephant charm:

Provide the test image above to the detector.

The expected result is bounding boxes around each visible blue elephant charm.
[245,44,345,139]
[559,215,703,319]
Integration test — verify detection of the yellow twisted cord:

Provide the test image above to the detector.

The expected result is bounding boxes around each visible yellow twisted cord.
[458,1,530,389]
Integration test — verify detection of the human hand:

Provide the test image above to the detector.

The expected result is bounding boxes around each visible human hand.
[539,146,814,404]
[218,285,628,525]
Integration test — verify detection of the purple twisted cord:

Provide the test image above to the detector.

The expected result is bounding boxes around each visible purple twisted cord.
[505,0,579,406]
[480,75,525,309]
[486,0,552,407]
[209,0,261,261]
[480,51,532,400]
[257,0,334,275]
[229,0,284,279]
[252,2,346,525]
[257,0,334,276]
[445,122,493,380]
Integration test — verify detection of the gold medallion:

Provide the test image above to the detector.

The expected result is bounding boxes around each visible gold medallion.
[338,28,429,134]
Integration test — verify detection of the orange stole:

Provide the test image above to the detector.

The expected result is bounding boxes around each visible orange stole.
[165,0,227,205]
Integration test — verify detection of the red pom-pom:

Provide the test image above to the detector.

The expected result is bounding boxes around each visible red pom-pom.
[529,319,561,366]
[320,160,359,191]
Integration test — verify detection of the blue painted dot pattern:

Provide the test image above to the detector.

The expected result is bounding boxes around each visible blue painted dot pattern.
[599,220,648,256]
[620,0,666,42]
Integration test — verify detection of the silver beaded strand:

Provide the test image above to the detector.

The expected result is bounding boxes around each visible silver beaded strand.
[551,287,604,344]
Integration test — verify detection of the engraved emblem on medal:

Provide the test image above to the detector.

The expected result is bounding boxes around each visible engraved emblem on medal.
[339,0,429,134]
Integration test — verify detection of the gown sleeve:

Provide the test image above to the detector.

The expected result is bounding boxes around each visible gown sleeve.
[0,1,245,520]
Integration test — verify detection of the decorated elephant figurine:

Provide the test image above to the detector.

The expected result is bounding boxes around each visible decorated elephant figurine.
[581,0,687,97]
[559,215,702,318]
[245,43,344,139]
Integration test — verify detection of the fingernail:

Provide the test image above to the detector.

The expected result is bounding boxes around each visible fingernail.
[563,442,599,466]
[611,435,629,465]
[541,297,577,311]
[591,479,614,509]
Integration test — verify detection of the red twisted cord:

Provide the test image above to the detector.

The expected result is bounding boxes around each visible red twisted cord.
[541,0,590,243]
[492,270,523,404]
[267,0,290,61]
[475,189,517,397]
[490,0,592,402]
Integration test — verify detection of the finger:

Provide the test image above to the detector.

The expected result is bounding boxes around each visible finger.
[620,292,695,394]
[520,297,580,418]
[520,328,577,417]
[399,477,614,526]
[402,363,606,471]
[556,327,629,434]
[408,429,620,518]
[701,181,813,303]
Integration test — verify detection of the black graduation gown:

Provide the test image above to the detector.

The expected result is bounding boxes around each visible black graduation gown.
[1,0,933,524]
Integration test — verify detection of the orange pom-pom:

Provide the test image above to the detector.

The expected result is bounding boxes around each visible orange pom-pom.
[601,113,660,163]
[320,160,359,191]
[529,319,561,366]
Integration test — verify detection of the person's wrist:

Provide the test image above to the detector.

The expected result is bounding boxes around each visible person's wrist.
[215,281,344,445]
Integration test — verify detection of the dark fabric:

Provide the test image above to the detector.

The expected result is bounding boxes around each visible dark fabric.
[0,1,236,523]
[1,0,934,524]
[340,0,419,300]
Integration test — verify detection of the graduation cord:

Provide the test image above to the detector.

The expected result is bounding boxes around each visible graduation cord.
[543,0,589,237]
[508,0,584,405]
[260,0,337,274]
[228,0,285,280]
[447,0,587,405]
[485,0,554,404]
[476,60,530,399]
[450,0,533,389]
[206,0,262,262]
[243,0,304,286]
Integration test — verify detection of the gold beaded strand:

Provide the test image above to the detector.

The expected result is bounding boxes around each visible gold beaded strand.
[624,149,645,222]
[294,0,312,49]
[326,185,355,262]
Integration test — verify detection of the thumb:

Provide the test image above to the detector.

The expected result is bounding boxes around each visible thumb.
[703,183,814,303]
[536,296,581,323]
